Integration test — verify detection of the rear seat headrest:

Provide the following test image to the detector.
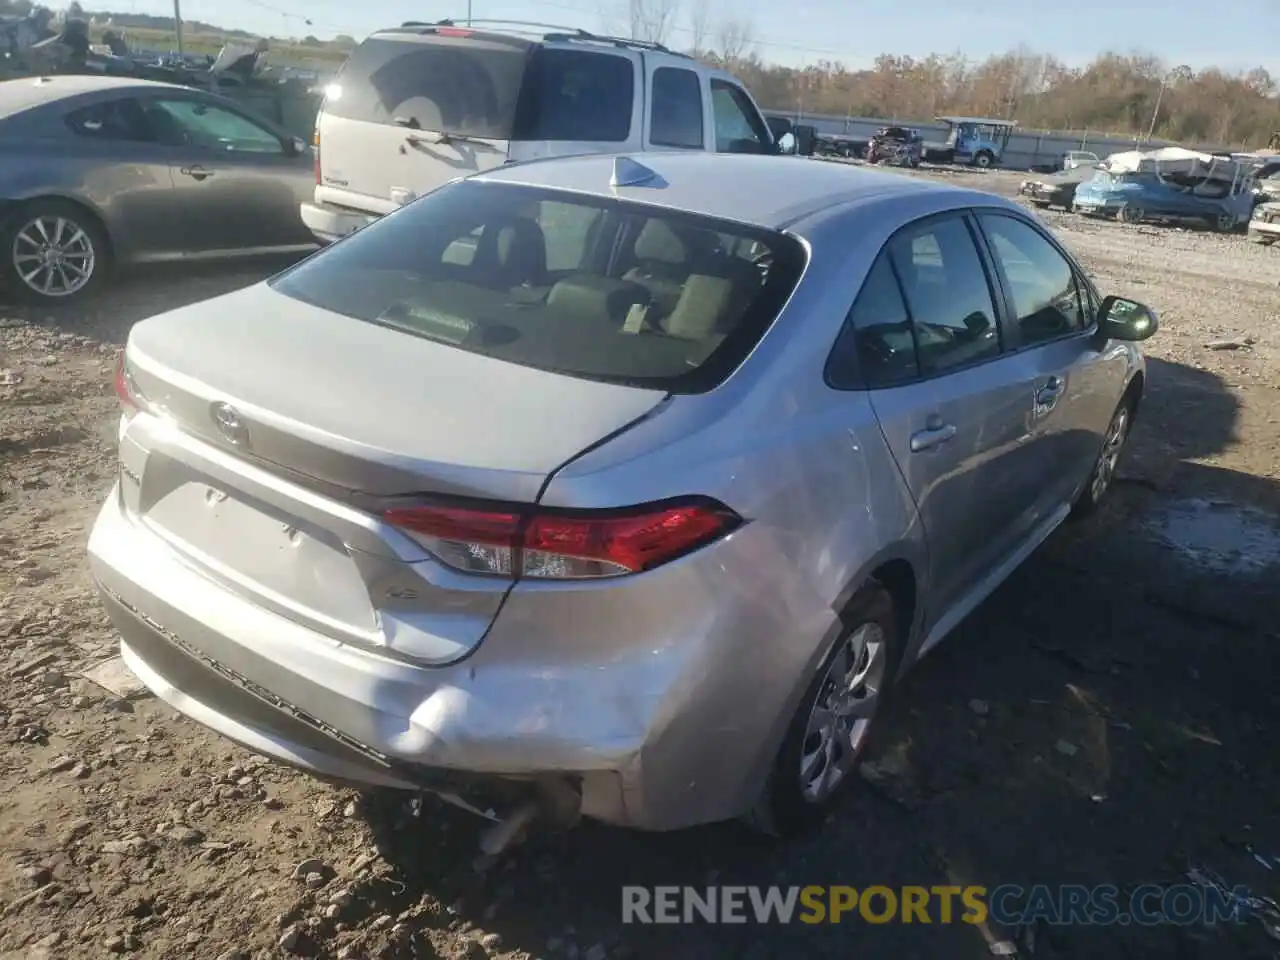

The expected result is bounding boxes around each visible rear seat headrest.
[632,220,689,265]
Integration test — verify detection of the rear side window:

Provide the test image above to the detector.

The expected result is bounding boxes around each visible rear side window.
[650,67,703,149]
[270,181,805,393]
[514,48,634,142]
[827,254,917,388]
[323,36,529,139]
[65,98,152,142]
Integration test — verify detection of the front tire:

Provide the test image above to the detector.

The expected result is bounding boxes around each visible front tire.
[2,200,110,306]
[1072,395,1135,518]
[749,583,901,837]
[973,151,994,169]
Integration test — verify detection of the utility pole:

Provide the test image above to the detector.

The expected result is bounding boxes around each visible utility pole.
[466,0,472,25]
[1145,74,1168,144]
[173,0,183,55]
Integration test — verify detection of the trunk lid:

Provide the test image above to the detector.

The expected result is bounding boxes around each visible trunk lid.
[118,283,665,663]
[125,283,666,502]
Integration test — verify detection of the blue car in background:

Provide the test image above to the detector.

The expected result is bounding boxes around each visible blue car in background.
[1072,149,1254,232]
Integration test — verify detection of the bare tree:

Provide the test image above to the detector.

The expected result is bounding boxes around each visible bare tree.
[687,0,711,58]
[629,0,680,45]
[715,15,753,62]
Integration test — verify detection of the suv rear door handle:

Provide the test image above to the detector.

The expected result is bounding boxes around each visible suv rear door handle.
[910,422,958,452]
[180,165,213,181]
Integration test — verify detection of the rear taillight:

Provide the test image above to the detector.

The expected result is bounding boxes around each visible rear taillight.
[383,498,742,580]
[313,129,321,185]
[114,353,138,412]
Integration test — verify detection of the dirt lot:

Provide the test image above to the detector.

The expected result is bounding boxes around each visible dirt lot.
[2,169,1279,960]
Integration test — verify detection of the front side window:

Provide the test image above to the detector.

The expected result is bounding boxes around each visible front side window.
[979,214,1086,346]
[709,80,769,153]
[270,181,805,392]
[146,98,283,154]
[515,48,634,142]
[650,66,703,149]
[888,215,1001,374]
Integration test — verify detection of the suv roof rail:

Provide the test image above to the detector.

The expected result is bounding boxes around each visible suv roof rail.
[390,18,692,57]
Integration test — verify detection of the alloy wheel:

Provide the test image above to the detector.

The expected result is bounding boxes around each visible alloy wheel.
[799,623,888,803]
[1090,406,1130,503]
[12,215,96,298]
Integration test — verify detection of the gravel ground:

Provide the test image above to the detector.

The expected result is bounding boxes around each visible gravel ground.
[1,171,1279,960]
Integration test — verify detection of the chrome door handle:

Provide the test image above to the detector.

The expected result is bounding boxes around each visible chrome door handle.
[180,165,213,180]
[910,423,958,452]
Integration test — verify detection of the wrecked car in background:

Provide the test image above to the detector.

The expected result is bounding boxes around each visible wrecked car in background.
[865,125,922,166]
[1071,147,1254,231]
[1248,201,1279,245]
[1019,162,1100,211]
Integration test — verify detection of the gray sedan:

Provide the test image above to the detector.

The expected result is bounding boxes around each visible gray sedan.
[91,152,1156,846]
[0,75,316,304]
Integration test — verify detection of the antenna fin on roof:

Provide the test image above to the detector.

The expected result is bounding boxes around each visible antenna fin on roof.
[610,156,665,189]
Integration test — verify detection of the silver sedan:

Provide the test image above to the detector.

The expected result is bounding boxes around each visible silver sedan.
[89,151,1156,843]
[0,75,316,305]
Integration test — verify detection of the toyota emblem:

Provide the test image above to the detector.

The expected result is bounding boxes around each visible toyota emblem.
[210,402,249,447]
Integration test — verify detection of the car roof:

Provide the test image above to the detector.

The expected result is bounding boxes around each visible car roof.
[474,153,965,229]
[0,75,191,119]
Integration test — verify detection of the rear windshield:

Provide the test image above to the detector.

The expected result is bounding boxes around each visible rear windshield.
[270,181,805,392]
[323,35,529,139]
[325,35,635,143]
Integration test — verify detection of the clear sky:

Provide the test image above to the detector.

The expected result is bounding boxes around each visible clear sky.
[99,0,1280,75]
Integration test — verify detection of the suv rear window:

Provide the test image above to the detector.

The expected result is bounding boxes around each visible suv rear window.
[323,35,530,139]
[324,35,634,143]
[270,181,804,392]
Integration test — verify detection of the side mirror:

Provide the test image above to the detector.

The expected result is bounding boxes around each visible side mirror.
[777,132,796,155]
[1098,295,1158,341]
[289,135,307,156]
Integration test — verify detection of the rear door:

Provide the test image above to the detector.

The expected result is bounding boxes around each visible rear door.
[316,32,530,216]
[974,210,1128,511]
[141,93,315,252]
[851,213,1048,623]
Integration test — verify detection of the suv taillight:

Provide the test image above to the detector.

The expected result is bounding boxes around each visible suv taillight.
[114,353,139,412]
[313,129,321,185]
[383,498,742,580]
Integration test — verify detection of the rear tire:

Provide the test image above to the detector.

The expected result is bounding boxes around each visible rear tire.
[973,151,995,169]
[1118,204,1144,225]
[747,582,901,838]
[1,199,111,306]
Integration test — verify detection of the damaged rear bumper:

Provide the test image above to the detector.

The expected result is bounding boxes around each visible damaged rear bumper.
[88,485,813,831]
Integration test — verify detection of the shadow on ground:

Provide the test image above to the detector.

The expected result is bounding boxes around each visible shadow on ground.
[337,356,1279,959]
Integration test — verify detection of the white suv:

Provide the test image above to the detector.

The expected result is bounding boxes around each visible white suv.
[301,20,788,243]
